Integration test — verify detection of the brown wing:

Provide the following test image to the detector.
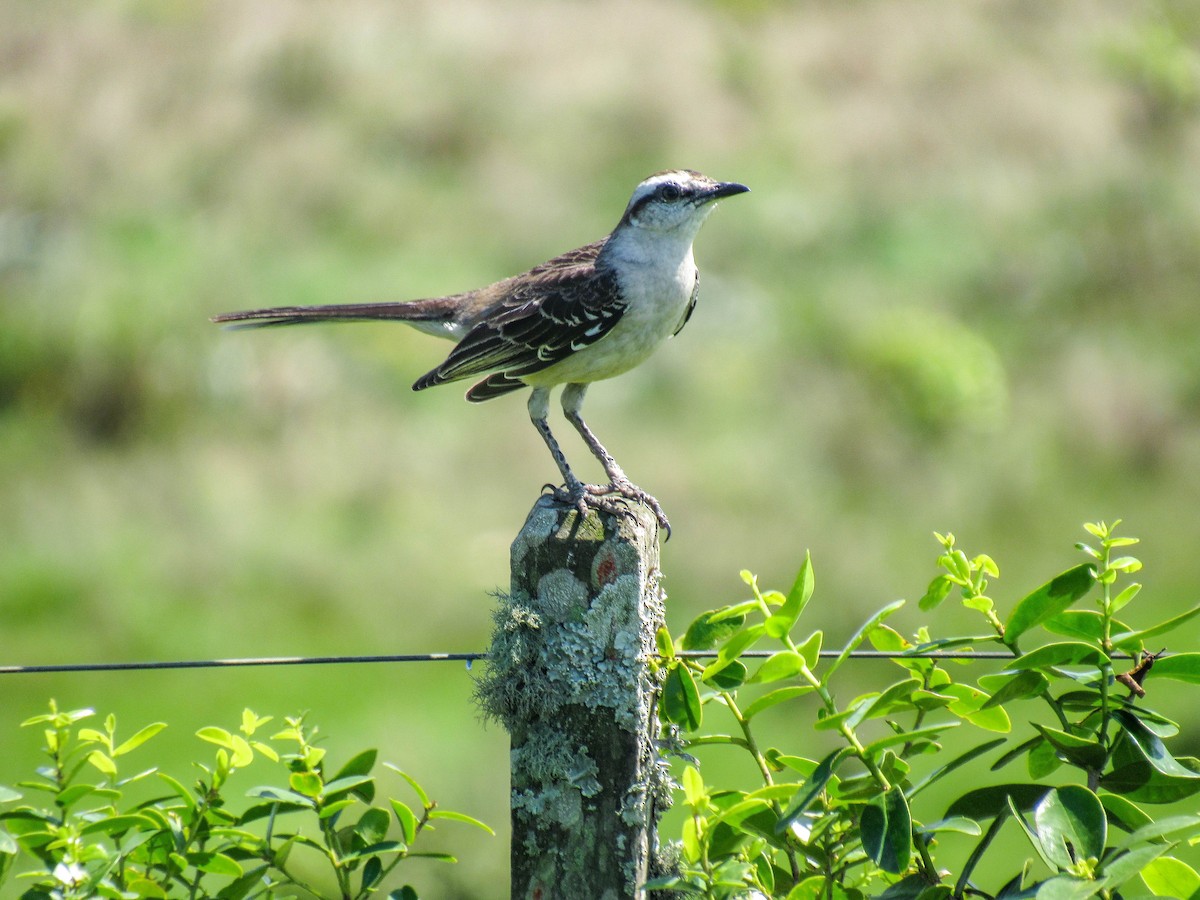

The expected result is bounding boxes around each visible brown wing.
[412,240,626,391]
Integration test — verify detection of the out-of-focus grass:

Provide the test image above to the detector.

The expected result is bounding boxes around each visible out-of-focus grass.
[3,1,1200,896]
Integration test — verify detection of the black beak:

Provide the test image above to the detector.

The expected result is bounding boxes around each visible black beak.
[708,181,750,200]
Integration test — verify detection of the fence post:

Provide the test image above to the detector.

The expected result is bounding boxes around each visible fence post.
[475,494,669,900]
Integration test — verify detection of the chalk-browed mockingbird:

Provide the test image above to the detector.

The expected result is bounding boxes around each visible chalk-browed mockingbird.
[213,169,749,536]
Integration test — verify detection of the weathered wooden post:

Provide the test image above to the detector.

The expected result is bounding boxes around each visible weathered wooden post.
[475,494,670,900]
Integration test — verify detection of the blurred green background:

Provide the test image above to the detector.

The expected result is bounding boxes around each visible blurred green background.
[3,1,1200,896]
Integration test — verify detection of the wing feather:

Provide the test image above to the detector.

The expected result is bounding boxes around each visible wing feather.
[412,240,626,392]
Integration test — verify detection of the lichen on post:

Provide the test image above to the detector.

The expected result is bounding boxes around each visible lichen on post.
[475,494,671,900]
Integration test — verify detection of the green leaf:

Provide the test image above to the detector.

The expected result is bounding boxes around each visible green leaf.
[1032,724,1107,770]
[188,850,243,877]
[240,709,271,735]
[229,735,255,769]
[387,767,431,808]
[873,874,947,900]
[1042,610,1116,643]
[681,608,745,651]
[749,651,805,684]
[1099,793,1152,834]
[979,670,1049,709]
[1103,760,1200,804]
[334,749,378,781]
[319,799,358,819]
[946,783,1048,820]
[361,856,384,892]
[196,726,234,748]
[861,787,912,874]
[390,800,417,844]
[862,678,922,719]
[250,785,316,807]
[776,748,849,834]
[79,814,154,836]
[919,574,954,611]
[289,771,323,798]
[125,878,168,900]
[429,809,495,834]
[112,723,166,757]
[1005,564,1096,644]
[917,816,982,837]
[1110,582,1141,613]
[1008,642,1109,671]
[682,766,706,808]
[701,623,766,682]
[1031,875,1104,899]
[710,599,761,622]
[1098,843,1171,889]
[940,683,1011,733]
[1114,709,1200,780]
[663,664,702,731]
[323,774,375,801]
[963,595,994,614]
[407,850,457,861]
[655,627,674,659]
[822,599,906,685]
[88,750,117,777]
[1111,603,1200,649]
[909,634,1000,655]
[742,685,815,720]
[765,552,814,638]
[1035,785,1106,868]
[1102,726,1200,804]
[863,722,959,756]
[703,659,746,689]
[1145,652,1200,684]
[1028,737,1064,779]
[1140,856,1200,898]
[907,737,1006,800]
[356,807,392,845]
[989,735,1041,772]
[709,796,772,830]
[796,630,822,669]
[1116,813,1200,850]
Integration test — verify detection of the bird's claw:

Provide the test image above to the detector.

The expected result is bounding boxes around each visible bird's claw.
[584,480,672,541]
[547,481,671,540]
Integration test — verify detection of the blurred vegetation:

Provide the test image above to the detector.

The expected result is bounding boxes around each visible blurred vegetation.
[2,1,1200,897]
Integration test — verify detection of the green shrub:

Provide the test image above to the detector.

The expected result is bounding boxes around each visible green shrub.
[0,708,491,899]
[654,521,1200,898]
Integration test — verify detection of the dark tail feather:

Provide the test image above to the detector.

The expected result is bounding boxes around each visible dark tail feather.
[211,298,461,329]
[463,373,527,402]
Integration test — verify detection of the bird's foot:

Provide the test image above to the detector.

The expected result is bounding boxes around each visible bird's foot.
[542,481,668,539]
[585,479,672,541]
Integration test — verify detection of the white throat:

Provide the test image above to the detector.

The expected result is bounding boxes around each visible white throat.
[601,208,714,270]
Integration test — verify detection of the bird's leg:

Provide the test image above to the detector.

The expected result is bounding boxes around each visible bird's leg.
[560,383,671,538]
[528,388,589,518]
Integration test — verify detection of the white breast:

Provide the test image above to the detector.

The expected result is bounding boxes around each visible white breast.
[521,244,697,387]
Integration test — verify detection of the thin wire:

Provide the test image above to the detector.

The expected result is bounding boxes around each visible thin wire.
[0,653,486,676]
[0,648,1133,676]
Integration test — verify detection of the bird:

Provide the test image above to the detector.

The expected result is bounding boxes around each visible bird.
[212,169,749,538]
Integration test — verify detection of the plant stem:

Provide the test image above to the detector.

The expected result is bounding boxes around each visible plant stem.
[720,688,802,884]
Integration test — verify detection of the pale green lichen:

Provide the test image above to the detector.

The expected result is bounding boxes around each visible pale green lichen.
[475,497,672,897]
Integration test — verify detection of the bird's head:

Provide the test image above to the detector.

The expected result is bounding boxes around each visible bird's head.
[618,170,749,237]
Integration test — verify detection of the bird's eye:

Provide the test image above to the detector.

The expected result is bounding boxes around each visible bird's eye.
[659,184,682,202]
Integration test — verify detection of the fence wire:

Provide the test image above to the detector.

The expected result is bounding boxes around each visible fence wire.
[0,648,1132,676]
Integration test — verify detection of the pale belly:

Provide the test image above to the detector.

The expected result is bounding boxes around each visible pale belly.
[520,271,694,387]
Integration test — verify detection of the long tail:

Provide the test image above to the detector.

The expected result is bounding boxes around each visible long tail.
[211,296,464,331]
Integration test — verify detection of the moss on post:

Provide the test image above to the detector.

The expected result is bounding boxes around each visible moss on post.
[475,494,671,900]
